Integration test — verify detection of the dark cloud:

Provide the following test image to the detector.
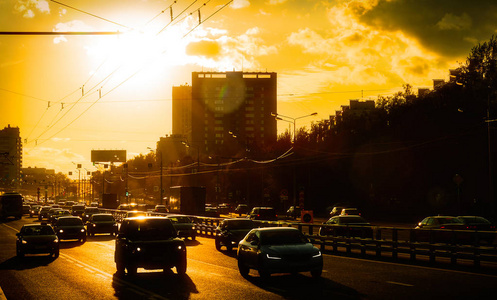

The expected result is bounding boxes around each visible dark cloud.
[355,0,497,58]
[185,40,221,58]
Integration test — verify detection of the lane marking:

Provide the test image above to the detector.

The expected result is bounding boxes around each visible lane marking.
[386,281,414,287]
[1,223,19,233]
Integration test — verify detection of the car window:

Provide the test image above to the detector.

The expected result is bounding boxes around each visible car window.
[123,219,176,240]
[23,226,54,235]
[245,231,259,244]
[226,220,255,230]
[168,216,191,223]
[58,218,83,226]
[260,230,307,245]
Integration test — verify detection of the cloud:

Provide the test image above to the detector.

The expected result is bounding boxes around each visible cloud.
[352,0,497,57]
[14,0,50,18]
[186,40,221,58]
[231,0,250,9]
[52,20,93,44]
[267,0,287,4]
[24,147,85,171]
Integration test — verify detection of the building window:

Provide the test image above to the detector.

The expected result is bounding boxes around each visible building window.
[245,113,254,118]
[215,120,223,124]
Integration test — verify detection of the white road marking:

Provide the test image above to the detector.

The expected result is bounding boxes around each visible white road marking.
[386,281,414,287]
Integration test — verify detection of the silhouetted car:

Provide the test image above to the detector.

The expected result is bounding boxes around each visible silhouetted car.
[204,207,220,218]
[54,216,86,242]
[248,207,278,221]
[47,208,62,222]
[16,223,59,258]
[414,216,466,243]
[49,210,71,225]
[237,227,323,278]
[234,204,250,216]
[115,217,187,276]
[71,204,85,217]
[154,204,169,213]
[29,205,41,217]
[457,216,496,244]
[215,218,257,251]
[166,215,196,240]
[38,206,52,220]
[86,213,118,236]
[22,204,31,215]
[340,208,360,216]
[82,207,100,222]
[124,210,147,219]
[319,215,373,238]
[286,206,301,220]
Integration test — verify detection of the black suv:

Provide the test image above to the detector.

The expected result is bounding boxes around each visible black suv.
[115,217,187,276]
[248,207,278,221]
[215,218,257,251]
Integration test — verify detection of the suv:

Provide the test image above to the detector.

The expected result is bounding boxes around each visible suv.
[115,217,187,276]
[248,207,278,221]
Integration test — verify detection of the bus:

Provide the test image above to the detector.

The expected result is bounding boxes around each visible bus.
[0,192,23,220]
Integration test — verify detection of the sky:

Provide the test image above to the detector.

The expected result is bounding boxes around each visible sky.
[1,0,497,177]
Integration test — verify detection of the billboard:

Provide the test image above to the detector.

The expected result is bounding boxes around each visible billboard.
[91,150,126,163]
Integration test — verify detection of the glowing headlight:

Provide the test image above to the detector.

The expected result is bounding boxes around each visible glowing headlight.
[177,245,183,250]
[266,254,282,260]
[53,239,59,243]
[22,239,28,244]
[59,229,64,233]
[80,229,85,233]
[136,247,141,252]
[191,226,196,230]
[312,251,322,258]
[93,224,96,227]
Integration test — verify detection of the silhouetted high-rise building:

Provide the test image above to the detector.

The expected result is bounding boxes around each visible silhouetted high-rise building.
[172,71,277,157]
[0,125,22,192]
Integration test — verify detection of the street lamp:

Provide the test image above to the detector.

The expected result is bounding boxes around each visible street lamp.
[271,112,318,143]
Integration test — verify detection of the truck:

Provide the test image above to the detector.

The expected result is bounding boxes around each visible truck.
[168,186,206,215]
[0,192,23,220]
[102,193,118,209]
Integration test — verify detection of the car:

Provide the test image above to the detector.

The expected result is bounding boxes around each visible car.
[16,224,59,258]
[319,215,373,238]
[247,207,278,221]
[215,218,257,251]
[457,216,496,244]
[234,204,250,216]
[166,215,196,240]
[340,208,360,216]
[46,208,63,222]
[89,202,99,207]
[217,203,232,214]
[125,210,147,219]
[237,227,323,278]
[82,207,100,222]
[53,216,87,242]
[286,206,301,220]
[71,204,85,217]
[154,204,169,213]
[414,216,467,243]
[86,213,118,236]
[114,216,187,276]
[65,200,75,207]
[29,204,41,217]
[22,204,31,215]
[38,206,52,220]
[204,207,220,218]
[49,210,72,225]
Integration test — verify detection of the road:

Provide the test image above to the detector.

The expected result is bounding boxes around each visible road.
[1,217,497,299]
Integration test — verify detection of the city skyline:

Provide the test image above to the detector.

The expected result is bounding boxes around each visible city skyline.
[2,0,497,176]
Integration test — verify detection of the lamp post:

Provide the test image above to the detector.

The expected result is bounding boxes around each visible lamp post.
[182,142,200,186]
[148,147,164,205]
[271,112,318,207]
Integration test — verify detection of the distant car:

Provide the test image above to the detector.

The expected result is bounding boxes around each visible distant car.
[414,216,467,243]
[125,210,147,219]
[329,204,351,217]
[237,227,323,278]
[340,208,360,216]
[71,204,85,217]
[215,218,257,251]
[29,205,41,217]
[166,215,196,240]
[114,217,187,276]
[217,203,232,214]
[248,207,278,221]
[204,207,220,218]
[49,210,72,225]
[457,216,496,244]
[319,215,373,238]
[65,201,75,207]
[86,213,118,236]
[286,206,301,220]
[53,216,86,242]
[22,204,31,215]
[16,224,59,258]
[89,202,99,207]
[38,206,52,220]
[154,204,169,213]
[234,204,250,216]
[47,208,63,222]
[82,207,100,222]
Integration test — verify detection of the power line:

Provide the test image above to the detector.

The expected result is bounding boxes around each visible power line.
[0,31,123,35]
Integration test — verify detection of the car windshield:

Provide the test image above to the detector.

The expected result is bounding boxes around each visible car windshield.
[438,217,461,224]
[260,230,307,245]
[58,218,83,226]
[93,215,114,222]
[22,226,55,236]
[124,219,176,240]
[336,216,368,224]
[168,216,191,223]
[226,220,255,230]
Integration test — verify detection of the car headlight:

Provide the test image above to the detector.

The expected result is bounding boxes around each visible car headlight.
[266,254,282,260]
[59,229,64,233]
[92,224,96,227]
[191,226,195,230]
[21,239,28,244]
[80,229,85,233]
[53,238,59,243]
[312,251,322,258]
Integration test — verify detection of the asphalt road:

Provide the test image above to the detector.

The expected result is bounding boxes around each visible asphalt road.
[1,217,497,299]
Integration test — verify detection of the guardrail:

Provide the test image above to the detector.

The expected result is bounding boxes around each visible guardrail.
[98,209,497,268]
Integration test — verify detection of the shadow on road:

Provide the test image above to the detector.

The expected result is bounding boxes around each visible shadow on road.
[0,255,56,271]
[243,272,363,299]
[112,270,197,300]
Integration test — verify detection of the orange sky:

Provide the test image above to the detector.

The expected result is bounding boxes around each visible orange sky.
[1,0,496,176]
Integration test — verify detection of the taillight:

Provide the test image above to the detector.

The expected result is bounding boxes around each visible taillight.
[440,226,445,229]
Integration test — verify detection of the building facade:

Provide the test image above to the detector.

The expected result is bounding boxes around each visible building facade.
[0,125,22,192]
[172,71,277,157]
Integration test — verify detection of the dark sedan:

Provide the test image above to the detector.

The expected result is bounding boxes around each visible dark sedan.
[414,216,467,243]
[166,215,196,240]
[319,215,373,238]
[215,218,257,251]
[54,216,87,242]
[86,213,118,236]
[16,224,59,258]
[457,216,496,244]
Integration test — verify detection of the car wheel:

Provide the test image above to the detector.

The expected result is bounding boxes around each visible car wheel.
[237,259,249,277]
[215,238,221,251]
[126,264,137,276]
[311,269,322,278]
[176,256,187,275]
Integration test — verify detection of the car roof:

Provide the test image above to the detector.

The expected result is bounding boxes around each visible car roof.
[58,216,80,219]
[252,227,298,232]
[23,223,52,228]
